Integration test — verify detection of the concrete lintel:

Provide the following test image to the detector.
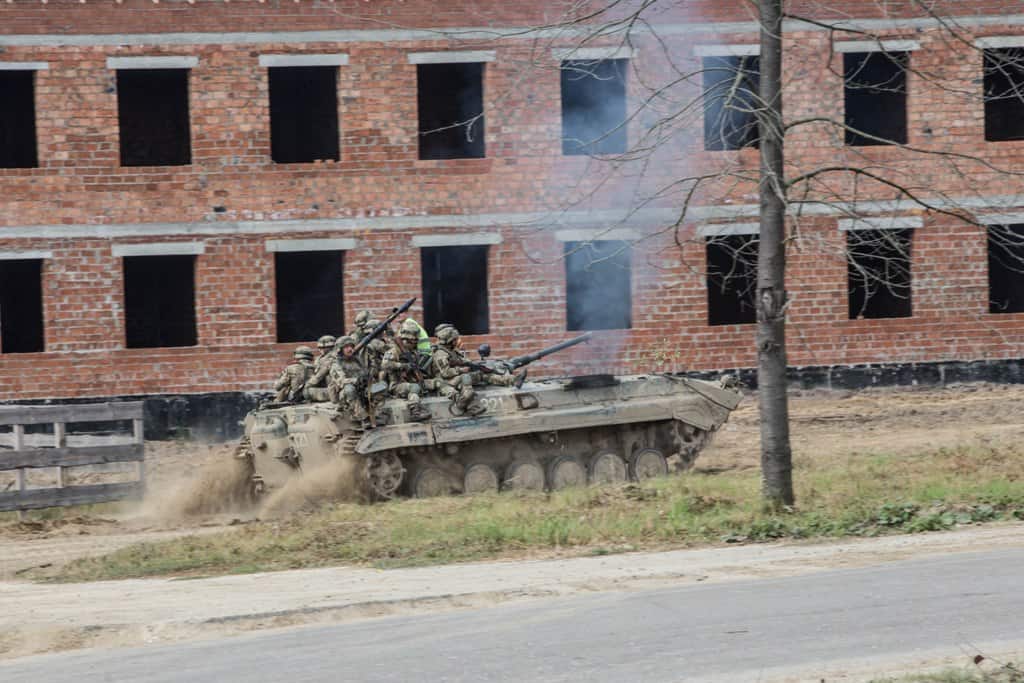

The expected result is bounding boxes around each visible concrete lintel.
[6,15,1024,48]
[106,56,199,70]
[112,242,205,257]
[977,213,1024,226]
[698,222,760,237]
[0,61,49,71]
[258,54,349,68]
[411,233,502,248]
[552,46,634,61]
[693,44,760,57]
[974,36,1024,50]
[838,216,924,231]
[0,250,53,261]
[554,228,641,243]
[833,39,921,53]
[407,51,495,65]
[265,238,358,252]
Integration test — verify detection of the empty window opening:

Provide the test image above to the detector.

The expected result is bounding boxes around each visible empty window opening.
[565,241,632,331]
[561,59,628,155]
[703,55,760,151]
[124,255,197,348]
[706,235,758,325]
[421,246,489,335]
[117,69,191,166]
[275,251,344,343]
[417,62,485,160]
[847,229,913,319]
[0,71,38,168]
[987,224,1024,313]
[268,67,340,164]
[0,259,44,353]
[984,48,1024,142]
[844,51,908,146]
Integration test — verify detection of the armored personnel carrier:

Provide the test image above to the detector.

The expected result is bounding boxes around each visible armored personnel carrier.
[238,368,743,500]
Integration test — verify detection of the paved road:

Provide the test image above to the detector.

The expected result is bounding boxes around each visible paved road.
[4,549,1022,682]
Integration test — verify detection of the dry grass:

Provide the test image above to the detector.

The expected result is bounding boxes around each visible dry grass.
[45,440,1024,582]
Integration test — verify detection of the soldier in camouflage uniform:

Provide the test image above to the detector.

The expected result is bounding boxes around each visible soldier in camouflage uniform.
[303,334,337,402]
[432,326,486,417]
[360,319,388,379]
[328,336,368,420]
[380,319,432,422]
[350,310,372,342]
[274,346,315,403]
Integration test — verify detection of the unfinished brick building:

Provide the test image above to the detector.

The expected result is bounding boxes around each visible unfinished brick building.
[2,1,1024,435]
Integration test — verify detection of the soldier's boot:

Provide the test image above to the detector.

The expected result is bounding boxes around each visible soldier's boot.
[408,401,431,422]
[514,369,527,389]
[456,387,486,417]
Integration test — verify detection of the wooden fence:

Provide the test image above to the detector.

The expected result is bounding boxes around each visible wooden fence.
[0,402,145,514]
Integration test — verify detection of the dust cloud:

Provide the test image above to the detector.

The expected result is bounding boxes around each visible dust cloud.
[135,454,256,522]
[258,456,367,518]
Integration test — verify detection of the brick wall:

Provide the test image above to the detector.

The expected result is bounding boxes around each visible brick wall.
[2,0,1024,402]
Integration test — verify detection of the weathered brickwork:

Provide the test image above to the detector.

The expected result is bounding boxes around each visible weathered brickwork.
[1,0,1024,402]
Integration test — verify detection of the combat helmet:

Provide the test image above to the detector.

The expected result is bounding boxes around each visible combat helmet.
[399,318,420,341]
[434,323,454,337]
[317,334,337,350]
[335,335,357,349]
[294,345,315,360]
[436,325,460,346]
[354,310,372,327]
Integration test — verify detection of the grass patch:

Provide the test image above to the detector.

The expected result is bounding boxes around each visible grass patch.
[871,661,1023,682]
[48,442,1024,582]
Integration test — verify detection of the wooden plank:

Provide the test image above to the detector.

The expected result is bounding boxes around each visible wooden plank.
[54,422,66,447]
[0,402,145,426]
[0,443,144,470]
[0,433,136,449]
[0,482,143,512]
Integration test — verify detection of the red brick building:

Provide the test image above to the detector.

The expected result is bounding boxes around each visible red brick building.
[2,1,1024,434]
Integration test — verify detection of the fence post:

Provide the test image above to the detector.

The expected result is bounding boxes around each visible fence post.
[133,418,145,490]
[54,422,66,489]
[13,425,25,521]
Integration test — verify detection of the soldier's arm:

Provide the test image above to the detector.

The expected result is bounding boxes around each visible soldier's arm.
[433,350,461,380]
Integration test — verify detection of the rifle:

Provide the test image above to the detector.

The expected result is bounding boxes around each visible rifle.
[353,297,416,354]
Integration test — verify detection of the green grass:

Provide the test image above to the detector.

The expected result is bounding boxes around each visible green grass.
[871,662,1023,682]
[44,441,1024,582]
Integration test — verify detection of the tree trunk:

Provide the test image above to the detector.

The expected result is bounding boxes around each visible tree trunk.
[757,0,795,507]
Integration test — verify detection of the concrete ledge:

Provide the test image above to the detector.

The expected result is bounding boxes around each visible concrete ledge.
[552,47,634,61]
[407,50,495,64]
[0,250,53,260]
[974,36,1024,49]
[838,216,924,231]
[111,241,205,257]
[694,44,760,57]
[265,238,358,252]
[411,233,502,248]
[978,212,1024,225]
[698,222,759,237]
[833,39,921,53]
[258,54,349,68]
[106,56,199,70]
[554,228,641,242]
[0,61,49,71]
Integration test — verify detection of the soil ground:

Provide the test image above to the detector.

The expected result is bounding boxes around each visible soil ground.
[1,381,1023,578]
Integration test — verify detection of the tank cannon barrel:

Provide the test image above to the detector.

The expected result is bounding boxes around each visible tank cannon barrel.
[507,332,592,369]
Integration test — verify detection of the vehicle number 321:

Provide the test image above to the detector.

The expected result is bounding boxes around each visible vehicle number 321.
[479,397,503,413]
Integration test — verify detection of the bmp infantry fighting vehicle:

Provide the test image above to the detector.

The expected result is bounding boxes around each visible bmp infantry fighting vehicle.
[238,339,743,499]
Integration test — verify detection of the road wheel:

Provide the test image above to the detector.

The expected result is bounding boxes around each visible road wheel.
[412,467,456,498]
[547,456,587,490]
[366,452,405,499]
[463,463,500,495]
[503,461,545,492]
[589,451,627,486]
[629,448,668,482]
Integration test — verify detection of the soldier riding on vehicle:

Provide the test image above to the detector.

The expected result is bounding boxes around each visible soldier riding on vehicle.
[431,326,486,416]
[303,334,337,402]
[328,336,369,421]
[380,319,433,422]
[274,346,315,403]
